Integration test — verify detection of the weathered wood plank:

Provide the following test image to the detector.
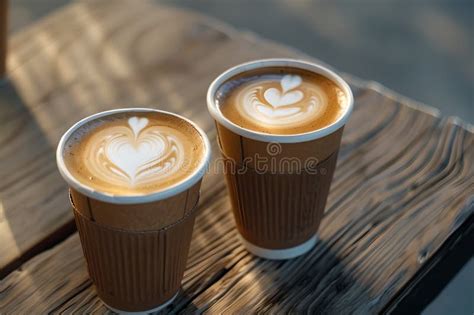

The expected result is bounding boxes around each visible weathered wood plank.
[0,0,6,78]
[0,0,473,314]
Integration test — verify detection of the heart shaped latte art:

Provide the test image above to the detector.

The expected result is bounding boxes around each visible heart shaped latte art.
[263,74,304,108]
[83,117,185,187]
[264,88,304,108]
[236,74,328,127]
[105,134,165,185]
[281,74,302,93]
[128,116,148,137]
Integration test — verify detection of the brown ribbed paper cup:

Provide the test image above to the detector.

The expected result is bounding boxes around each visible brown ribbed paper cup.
[218,125,342,250]
[56,108,211,313]
[69,180,201,231]
[71,192,198,313]
[207,59,353,259]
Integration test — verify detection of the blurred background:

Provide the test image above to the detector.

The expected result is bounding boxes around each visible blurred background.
[5,0,474,314]
[8,0,473,122]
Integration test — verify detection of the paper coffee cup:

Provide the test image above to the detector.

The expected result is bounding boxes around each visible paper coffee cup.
[71,192,198,313]
[207,59,353,260]
[69,180,201,231]
[56,108,211,313]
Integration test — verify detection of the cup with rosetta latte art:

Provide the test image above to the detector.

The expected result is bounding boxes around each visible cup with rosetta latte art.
[56,108,211,313]
[208,59,353,259]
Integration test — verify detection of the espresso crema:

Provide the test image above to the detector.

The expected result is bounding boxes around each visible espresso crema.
[63,111,206,196]
[216,67,347,134]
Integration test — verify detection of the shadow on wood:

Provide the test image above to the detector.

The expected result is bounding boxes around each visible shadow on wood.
[170,239,374,314]
[0,79,74,278]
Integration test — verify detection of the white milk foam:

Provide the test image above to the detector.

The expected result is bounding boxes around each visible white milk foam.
[236,74,328,127]
[83,117,185,187]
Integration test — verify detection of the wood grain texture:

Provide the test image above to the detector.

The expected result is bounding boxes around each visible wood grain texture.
[0,0,6,77]
[0,0,473,314]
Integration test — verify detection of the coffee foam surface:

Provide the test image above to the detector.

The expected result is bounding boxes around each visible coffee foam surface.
[216,67,347,135]
[63,112,205,196]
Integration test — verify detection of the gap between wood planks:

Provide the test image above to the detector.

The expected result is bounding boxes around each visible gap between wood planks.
[0,220,76,279]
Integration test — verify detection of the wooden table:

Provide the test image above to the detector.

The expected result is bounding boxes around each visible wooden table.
[0,1,472,313]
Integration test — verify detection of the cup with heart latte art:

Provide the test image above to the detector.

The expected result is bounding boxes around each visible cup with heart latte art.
[56,108,210,314]
[208,59,353,259]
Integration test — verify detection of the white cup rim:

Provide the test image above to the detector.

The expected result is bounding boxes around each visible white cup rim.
[56,108,211,204]
[207,58,354,143]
